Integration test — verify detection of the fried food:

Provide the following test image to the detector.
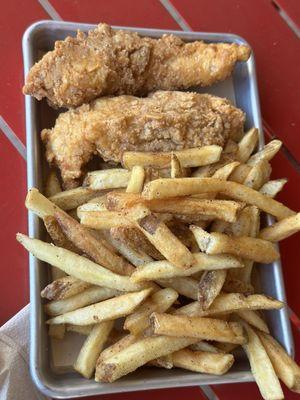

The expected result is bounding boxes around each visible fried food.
[41,91,245,188]
[23,23,250,108]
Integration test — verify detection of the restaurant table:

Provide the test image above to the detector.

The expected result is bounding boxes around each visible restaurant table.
[0,1,299,399]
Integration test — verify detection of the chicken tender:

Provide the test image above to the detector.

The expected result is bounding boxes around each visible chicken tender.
[42,91,245,188]
[24,23,251,108]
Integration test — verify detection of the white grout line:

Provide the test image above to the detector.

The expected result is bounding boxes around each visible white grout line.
[159,0,191,31]
[38,0,63,21]
[0,116,27,161]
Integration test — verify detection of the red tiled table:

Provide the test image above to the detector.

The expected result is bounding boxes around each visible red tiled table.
[0,1,299,399]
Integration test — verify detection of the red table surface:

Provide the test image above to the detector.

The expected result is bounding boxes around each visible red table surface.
[0,1,299,399]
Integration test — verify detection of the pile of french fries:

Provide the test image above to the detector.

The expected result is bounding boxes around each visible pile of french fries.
[17,127,300,399]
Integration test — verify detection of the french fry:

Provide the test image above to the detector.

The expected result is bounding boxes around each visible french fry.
[41,276,90,301]
[55,209,134,275]
[247,139,282,166]
[50,187,102,210]
[130,253,242,282]
[45,286,120,316]
[229,163,252,183]
[172,349,234,375]
[223,139,238,154]
[74,321,114,378]
[257,330,300,393]
[243,160,272,190]
[97,334,138,364]
[170,153,186,178]
[149,313,245,344]
[211,161,240,180]
[157,277,198,300]
[48,324,65,340]
[45,169,61,197]
[16,234,146,292]
[47,288,152,325]
[147,355,173,369]
[125,204,194,269]
[126,165,145,193]
[84,169,131,190]
[235,128,259,163]
[26,188,58,218]
[142,178,295,220]
[66,324,94,336]
[189,341,221,353]
[242,323,284,400]
[122,146,222,169]
[44,215,79,253]
[190,226,279,263]
[223,278,254,294]
[259,179,287,198]
[259,213,300,242]
[80,209,135,229]
[124,288,178,335]
[198,270,227,309]
[95,335,198,382]
[236,310,269,333]
[175,293,283,317]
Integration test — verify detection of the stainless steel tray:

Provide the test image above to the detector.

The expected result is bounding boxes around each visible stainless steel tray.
[22,20,294,399]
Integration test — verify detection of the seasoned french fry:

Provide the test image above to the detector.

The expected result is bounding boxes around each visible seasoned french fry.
[223,139,238,154]
[79,210,134,229]
[235,128,259,163]
[243,160,272,190]
[157,277,198,300]
[190,226,279,263]
[48,324,65,340]
[149,313,245,344]
[126,166,145,193]
[130,253,242,282]
[41,276,90,301]
[229,163,252,183]
[55,209,134,275]
[189,341,221,353]
[50,187,102,210]
[122,146,222,169]
[198,270,227,309]
[247,139,282,166]
[26,188,58,218]
[44,215,79,253]
[259,213,300,242]
[45,286,120,316]
[257,330,300,393]
[147,355,173,369]
[74,321,114,378]
[214,342,239,353]
[242,323,284,400]
[236,310,269,333]
[211,161,240,180]
[16,234,146,292]
[84,169,131,190]
[142,178,295,220]
[47,288,152,325]
[125,204,194,269]
[223,278,254,294]
[259,179,287,198]
[170,153,186,178]
[172,349,234,375]
[97,334,138,364]
[45,169,61,197]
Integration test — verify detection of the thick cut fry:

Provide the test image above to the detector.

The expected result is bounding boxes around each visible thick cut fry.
[172,349,234,375]
[48,324,65,340]
[126,166,145,193]
[259,213,300,242]
[95,335,197,382]
[55,209,134,275]
[125,204,194,269]
[198,270,227,309]
[236,310,269,333]
[84,169,131,190]
[130,253,242,282]
[97,334,138,364]
[149,313,245,344]
[124,288,178,334]
[41,276,90,301]
[259,179,287,198]
[80,210,134,229]
[211,161,240,180]
[242,323,284,400]
[45,286,120,316]
[45,169,61,197]
[148,355,173,369]
[175,293,283,317]
[67,324,94,335]
[26,188,58,218]
[78,202,107,217]
[191,226,279,263]
[44,215,79,253]
[257,330,300,393]
[247,140,282,166]
[16,234,145,292]
[243,160,272,190]
[170,153,186,178]
[49,187,102,210]
[157,277,198,300]
[229,163,252,183]
[74,321,114,378]
[122,146,222,169]
[47,288,152,325]
[142,178,295,220]
[235,128,259,163]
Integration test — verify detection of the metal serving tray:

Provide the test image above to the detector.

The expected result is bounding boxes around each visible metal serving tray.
[23,20,294,399]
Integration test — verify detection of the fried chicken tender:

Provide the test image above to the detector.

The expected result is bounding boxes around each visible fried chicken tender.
[23,23,251,108]
[42,91,245,188]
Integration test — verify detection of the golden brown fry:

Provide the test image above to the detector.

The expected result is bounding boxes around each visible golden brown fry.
[149,313,245,344]
[243,159,272,190]
[44,215,79,253]
[45,169,61,197]
[259,213,300,242]
[41,276,90,301]
[189,341,221,353]
[198,270,227,309]
[172,349,234,375]
[236,310,269,333]
[170,153,186,178]
[157,277,199,300]
[126,166,145,193]
[50,187,102,210]
[259,179,287,198]
[79,210,134,229]
[247,139,282,166]
[211,161,240,180]
[229,163,252,183]
[97,334,138,364]
[235,128,259,163]
[84,169,131,190]
[26,188,58,218]
[147,355,173,369]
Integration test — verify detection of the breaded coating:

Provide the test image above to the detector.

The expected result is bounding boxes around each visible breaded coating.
[23,23,251,108]
[42,91,245,188]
